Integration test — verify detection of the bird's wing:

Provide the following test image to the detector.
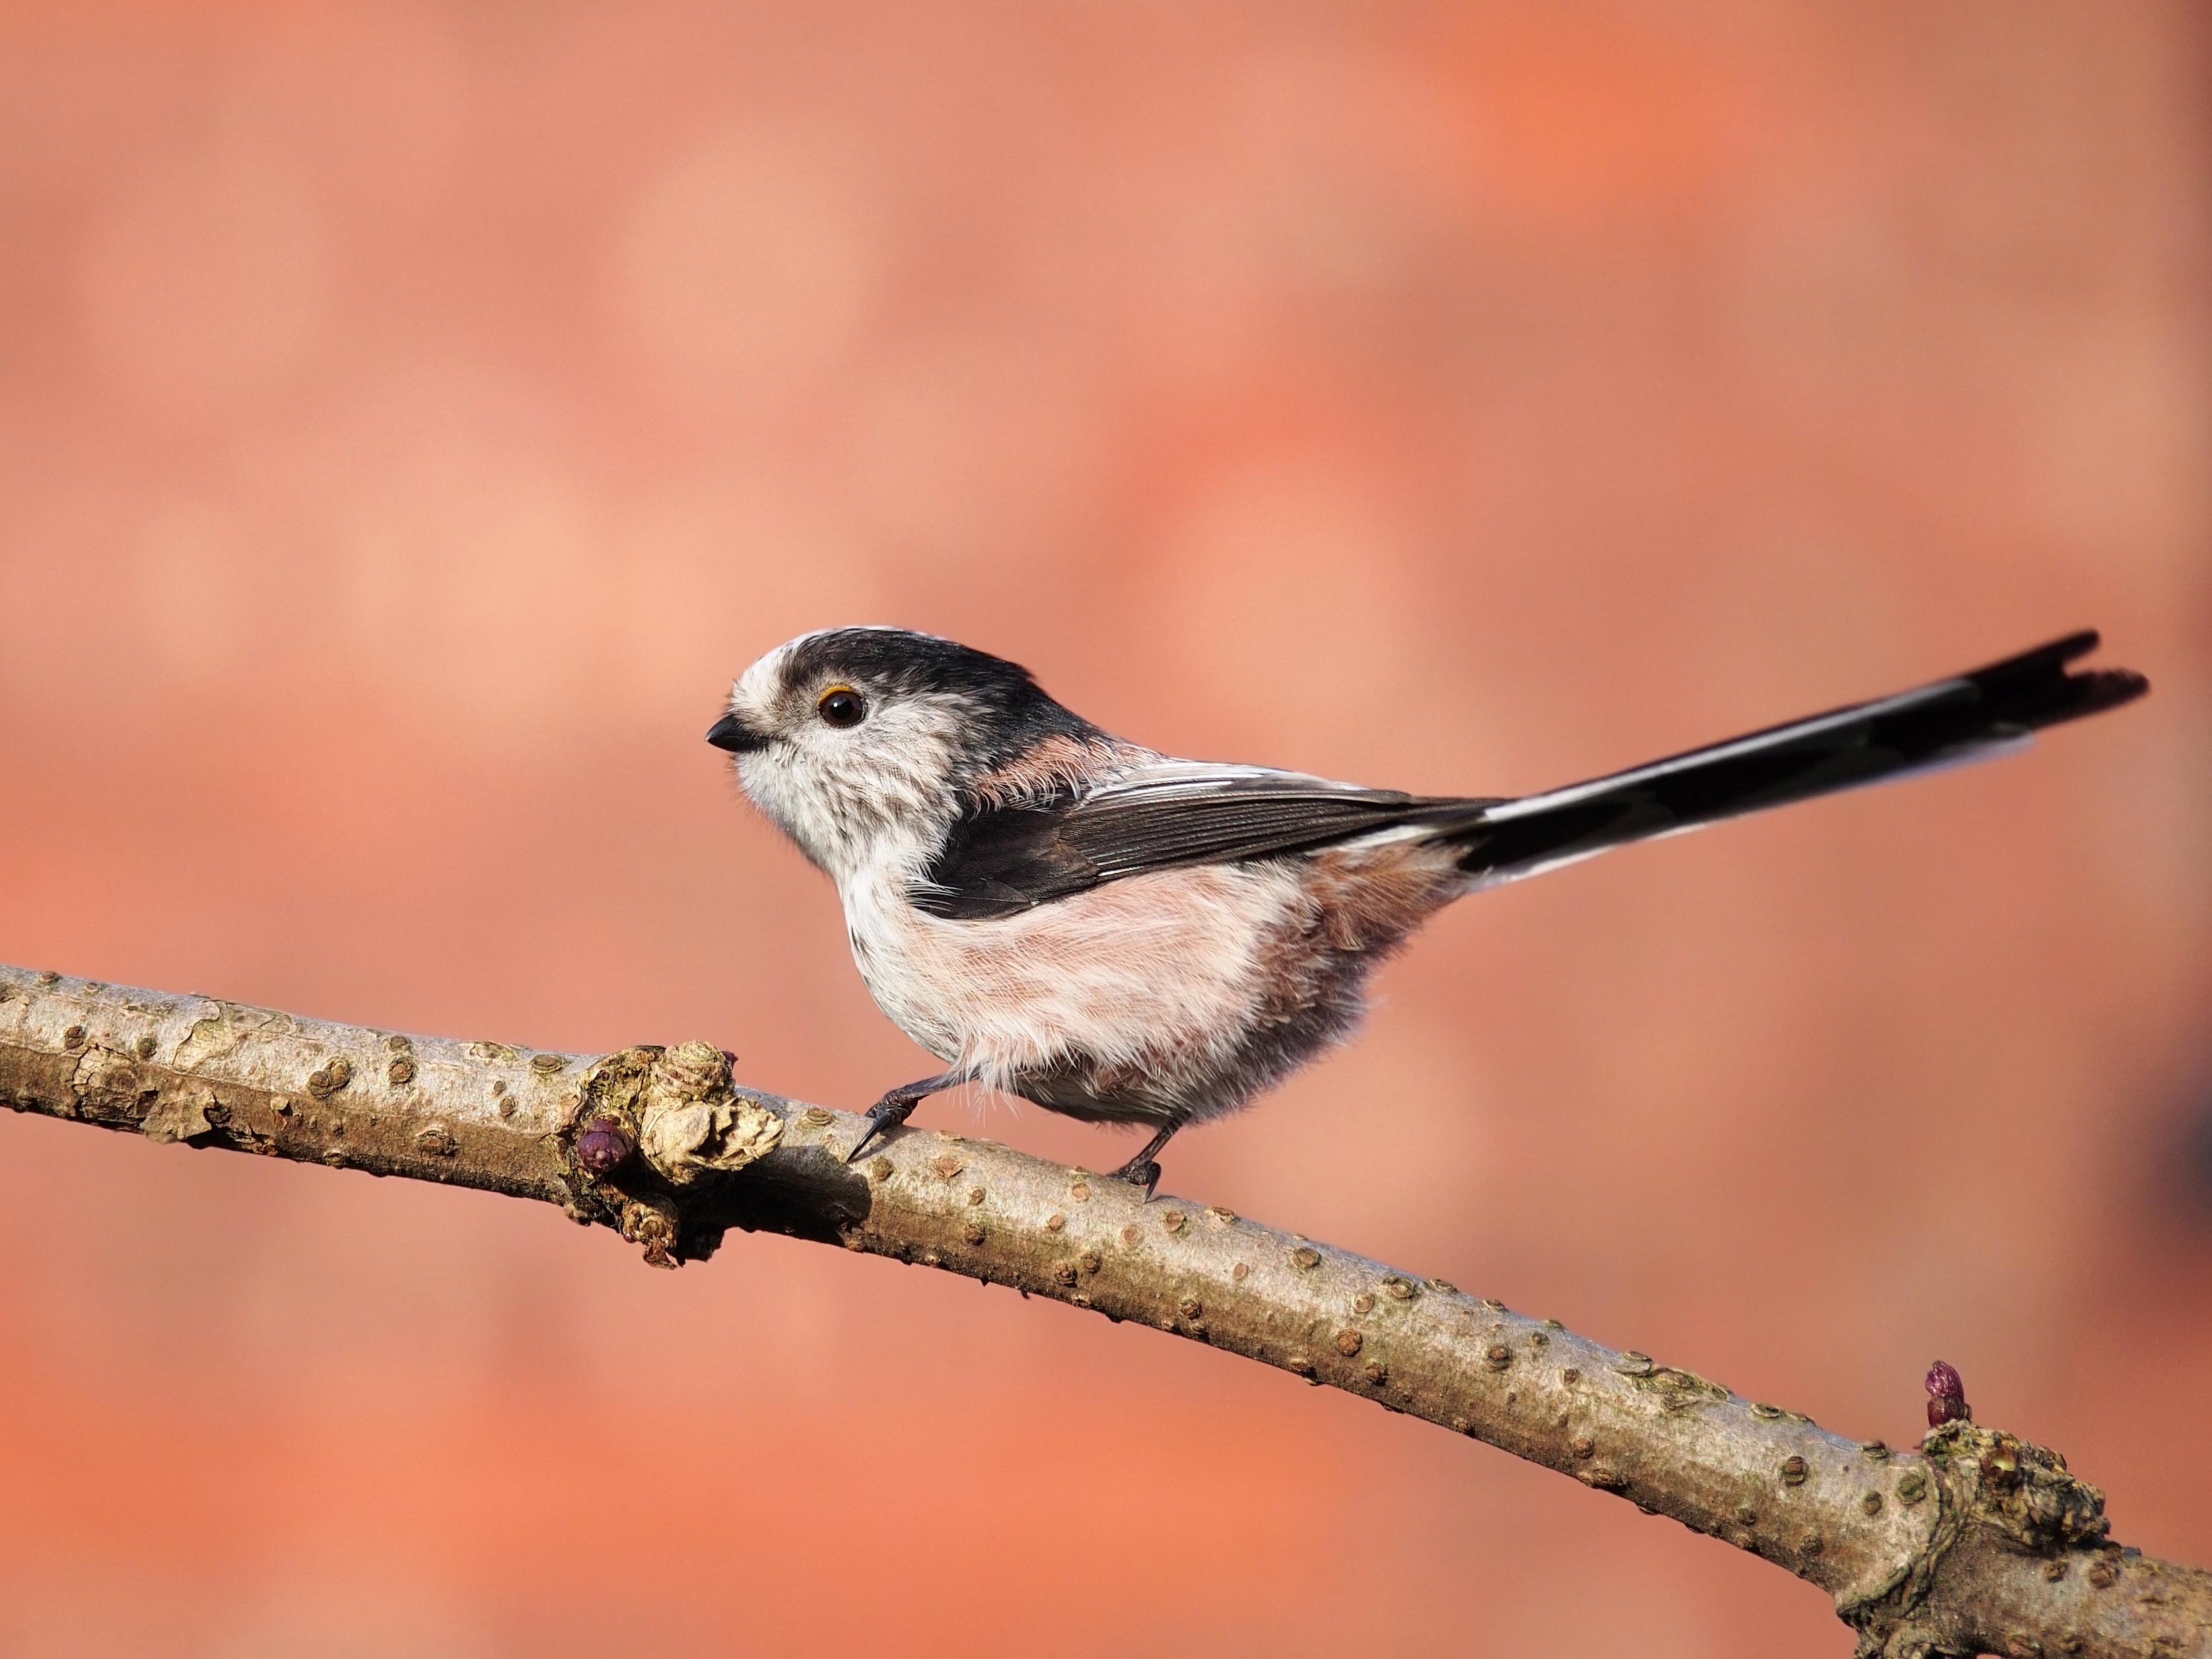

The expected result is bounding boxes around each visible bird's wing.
[915,761,1493,920]
[916,632,2149,922]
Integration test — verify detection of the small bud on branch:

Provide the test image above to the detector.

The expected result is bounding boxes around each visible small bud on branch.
[1927,1359,1972,1429]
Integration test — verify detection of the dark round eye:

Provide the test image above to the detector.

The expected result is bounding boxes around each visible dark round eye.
[817,687,867,729]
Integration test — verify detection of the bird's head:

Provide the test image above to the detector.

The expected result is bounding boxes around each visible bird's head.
[710,626,1102,883]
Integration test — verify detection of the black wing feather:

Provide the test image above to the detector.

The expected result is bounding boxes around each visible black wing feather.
[915,776,1492,920]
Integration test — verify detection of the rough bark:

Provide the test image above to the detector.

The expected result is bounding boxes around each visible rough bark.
[0,962,2202,1658]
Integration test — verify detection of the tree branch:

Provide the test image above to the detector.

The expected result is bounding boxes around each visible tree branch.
[0,961,2201,1658]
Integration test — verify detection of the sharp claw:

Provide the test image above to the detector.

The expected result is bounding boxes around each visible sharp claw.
[847,1096,918,1164]
[1109,1158,1162,1200]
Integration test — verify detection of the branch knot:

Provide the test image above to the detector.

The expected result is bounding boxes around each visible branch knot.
[565,1042,784,1266]
[637,1040,781,1184]
[1922,1423,2108,1554]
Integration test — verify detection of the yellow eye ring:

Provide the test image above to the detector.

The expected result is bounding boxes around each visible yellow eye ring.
[817,685,868,729]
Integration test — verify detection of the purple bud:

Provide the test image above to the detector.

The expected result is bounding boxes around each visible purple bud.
[1925,1359,1970,1428]
[576,1116,635,1176]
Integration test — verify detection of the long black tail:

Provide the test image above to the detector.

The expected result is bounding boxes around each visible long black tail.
[1445,631,2147,888]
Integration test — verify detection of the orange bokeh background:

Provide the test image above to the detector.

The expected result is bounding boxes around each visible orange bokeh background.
[2,3,2208,1654]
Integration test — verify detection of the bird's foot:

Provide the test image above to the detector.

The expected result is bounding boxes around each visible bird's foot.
[847,1095,919,1163]
[1108,1154,1163,1202]
[843,1070,965,1163]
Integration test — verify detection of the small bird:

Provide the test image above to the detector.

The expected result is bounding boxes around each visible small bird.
[709,627,2145,1195]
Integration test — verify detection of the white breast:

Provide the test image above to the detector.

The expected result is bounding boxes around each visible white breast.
[837,860,1307,1095]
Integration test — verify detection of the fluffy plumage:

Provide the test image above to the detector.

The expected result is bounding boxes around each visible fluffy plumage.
[711,625,2146,1186]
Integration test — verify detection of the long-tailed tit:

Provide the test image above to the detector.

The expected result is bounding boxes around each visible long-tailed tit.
[709,627,2145,1195]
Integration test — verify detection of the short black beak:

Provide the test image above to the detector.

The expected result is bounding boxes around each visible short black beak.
[706,712,772,754]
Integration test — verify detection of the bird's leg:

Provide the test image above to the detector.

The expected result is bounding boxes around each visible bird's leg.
[846,1071,965,1163]
[1107,1121,1181,1202]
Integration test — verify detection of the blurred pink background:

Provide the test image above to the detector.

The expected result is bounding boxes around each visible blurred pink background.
[1,3,2207,1654]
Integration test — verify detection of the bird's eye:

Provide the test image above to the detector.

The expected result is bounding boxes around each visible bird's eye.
[817,687,867,729]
